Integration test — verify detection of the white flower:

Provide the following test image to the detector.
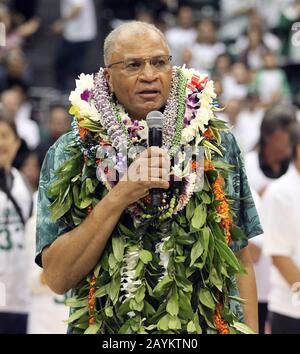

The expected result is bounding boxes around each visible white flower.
[75,73,94,91]
[202,80,216,99]
[120,248,141,300]
[181,126,196,144]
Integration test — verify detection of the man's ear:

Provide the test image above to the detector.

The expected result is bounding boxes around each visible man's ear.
[104,68,114,93]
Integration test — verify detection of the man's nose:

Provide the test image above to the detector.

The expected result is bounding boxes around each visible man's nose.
[139,61,158,80]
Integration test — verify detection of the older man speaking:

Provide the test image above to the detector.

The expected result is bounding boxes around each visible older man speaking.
[35,21,261,334]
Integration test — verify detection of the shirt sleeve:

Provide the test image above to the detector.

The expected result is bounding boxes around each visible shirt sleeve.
[262,187,293,256]
[221,132,263,252]
[35,133,74,267]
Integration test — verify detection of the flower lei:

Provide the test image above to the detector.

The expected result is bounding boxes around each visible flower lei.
[48,66,254,334]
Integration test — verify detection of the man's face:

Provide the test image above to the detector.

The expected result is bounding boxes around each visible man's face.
[105,31,172,120]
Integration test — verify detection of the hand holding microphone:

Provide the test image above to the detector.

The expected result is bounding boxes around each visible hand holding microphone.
[116,111,170,208]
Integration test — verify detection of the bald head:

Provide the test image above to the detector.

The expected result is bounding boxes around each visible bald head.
[103,21,169,66]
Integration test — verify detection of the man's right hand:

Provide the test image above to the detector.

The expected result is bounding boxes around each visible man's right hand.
[113,146,170,208]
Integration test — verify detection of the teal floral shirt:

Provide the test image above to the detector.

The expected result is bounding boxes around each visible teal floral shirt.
[35,129,263,324]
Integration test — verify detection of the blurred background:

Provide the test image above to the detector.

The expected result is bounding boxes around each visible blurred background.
[0,0,300,335]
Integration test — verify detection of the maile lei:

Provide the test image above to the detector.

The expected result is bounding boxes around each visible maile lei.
[48,66,254,334]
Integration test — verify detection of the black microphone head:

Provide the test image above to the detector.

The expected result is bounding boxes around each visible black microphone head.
[146,111,164,129]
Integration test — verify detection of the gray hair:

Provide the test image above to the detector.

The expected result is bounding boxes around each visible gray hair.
[103,21,169,66]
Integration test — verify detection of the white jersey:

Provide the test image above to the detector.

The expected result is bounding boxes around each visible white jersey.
[0,168,32,314]
[25,193,68,334]
[61,0,97,42]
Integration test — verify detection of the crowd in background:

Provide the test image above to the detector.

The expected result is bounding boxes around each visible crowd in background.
[0,0,300,334]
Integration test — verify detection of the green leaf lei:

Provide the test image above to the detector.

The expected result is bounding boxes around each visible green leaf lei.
[47,67,254,334]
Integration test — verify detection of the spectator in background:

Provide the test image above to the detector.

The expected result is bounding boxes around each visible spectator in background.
[165,6,197,66]
[222,61,251,102]
[248,189,270,334]
[52,0,97,92]
[36,104,70,166]
[235,12,282,59]
[234,92,264,153]
[244,104,297,196]
[239,27,269,71]
[20,151,40,192]
[25,192,68,334]
[1,87,40,151]
[0,113,32,334]
[219,0,255,42]
[0,4,39,63]
[263,122,300,334]
[183,18,226,74]
[0,48,32,92]
[253,51,291,108]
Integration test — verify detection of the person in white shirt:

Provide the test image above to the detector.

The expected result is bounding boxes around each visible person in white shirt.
[52,0,97,92]
[245,104,297,196]
[248,189,270,334]
[263,123,300,334]
[0,113,32,334]
[25,193,68,334]
[184,18,226,75]
[234,93,264,153]
[1,88,40,150]
[165,6,197,67]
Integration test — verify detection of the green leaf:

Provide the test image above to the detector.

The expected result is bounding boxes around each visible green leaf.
[112,236,125,263]
[233,321,255,334]
[94,284,108,298]
[93,262,101,277]
[200,191,211,204]
[144,301,156,316]
[203,139,223,156]
[139,249,152,264]
[190,239,204,266]
[169,316,181,330]
[209,267,223,292]
[215,238,245,273]
[86,178,95,193]
[191,204,207,230]
[166,289,179,316]
[119,321,133,334]
[129,298,144,312]
[105,306,114,318]
[84,323,101,334]
[118,223,135,237]
[175,275,193,293]
[228,295,246,304]
[187,321,197,333]
[153,275,173,296]
[178,290,194,320]
[186,198,195,221]
[199,288,215,309]
[108,253,118,269]
[118,299,131,316]
[135,285,146,303]
[108,273,120,304]
[230,224,248,242]
[157,314,170,331]
[65,297,88,308]
[65,306,88,324]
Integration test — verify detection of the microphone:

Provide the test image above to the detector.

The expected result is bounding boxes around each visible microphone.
[146,111,164,208]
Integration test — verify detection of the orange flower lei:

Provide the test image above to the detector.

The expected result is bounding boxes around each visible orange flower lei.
[204,159,232,334]
[88,275,97,325]
[214,304,230,334]
[204,160,232,245]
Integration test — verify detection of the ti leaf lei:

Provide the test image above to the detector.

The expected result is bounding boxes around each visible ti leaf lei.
[47,66,254,334]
